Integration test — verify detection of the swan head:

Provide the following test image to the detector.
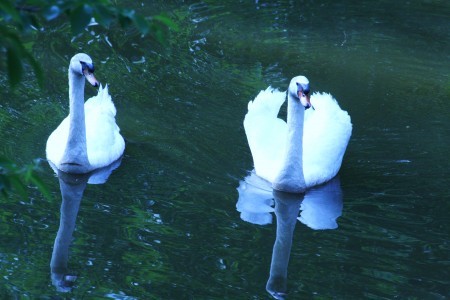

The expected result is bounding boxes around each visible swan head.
[69,53,99,87]
[289,76,312,109]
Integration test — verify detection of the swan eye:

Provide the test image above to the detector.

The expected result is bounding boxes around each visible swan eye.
[80,61,95,73]
[296,82,310,96]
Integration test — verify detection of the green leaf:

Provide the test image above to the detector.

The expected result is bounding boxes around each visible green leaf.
[120,8,136,19]
[28,14,41,29]
[0,155,12,166]
[6,47,23,87]
[0,174,11,191]
[132,15,149,36]
[153,14,179,31]
[149,22,167,45]
[0,174,11,197]
[2,24,44,88]
[22,49,44,88]
[70,4,93,35]
[93,4,114,28]
[0,156,51,199]
[0,0,21,23]
[8,175,28,199]
[117,9,135,28]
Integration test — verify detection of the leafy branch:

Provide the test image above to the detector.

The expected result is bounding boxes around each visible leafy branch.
[0,156,51,199]
[0,0,178,88]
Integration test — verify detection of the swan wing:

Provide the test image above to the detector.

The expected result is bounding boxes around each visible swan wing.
[303,92,352,186]
[85,85,125,168]
[46,116,70,165]
[244,87,287,183]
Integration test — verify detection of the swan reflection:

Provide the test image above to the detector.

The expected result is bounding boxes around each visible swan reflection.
[49,158,122,292]
[236,173,343,299]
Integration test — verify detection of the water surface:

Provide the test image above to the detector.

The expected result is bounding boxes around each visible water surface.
[1,1,449,299]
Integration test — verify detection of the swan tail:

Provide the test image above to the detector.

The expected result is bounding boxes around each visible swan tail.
[85,84,117,116]
[85,83,125,169]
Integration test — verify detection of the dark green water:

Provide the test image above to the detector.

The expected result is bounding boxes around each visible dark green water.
[1,0,449,299]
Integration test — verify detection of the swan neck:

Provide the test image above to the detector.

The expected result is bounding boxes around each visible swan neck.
[50,175,85,287]
[60,69,90,173]
[272,93,306,193]
[266,192,302,296]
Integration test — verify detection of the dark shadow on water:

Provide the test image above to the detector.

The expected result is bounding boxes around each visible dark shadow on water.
[236,173,343,299]
[49,158,122,293]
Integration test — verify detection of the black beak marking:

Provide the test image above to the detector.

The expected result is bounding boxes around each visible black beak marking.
[80,61,95,73]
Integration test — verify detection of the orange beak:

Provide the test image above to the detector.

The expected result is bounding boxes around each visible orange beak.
[83,69,99,87]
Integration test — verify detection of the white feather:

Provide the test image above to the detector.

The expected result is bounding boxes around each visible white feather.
[244,87,352,188]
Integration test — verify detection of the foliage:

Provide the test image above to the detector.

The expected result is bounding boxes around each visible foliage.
[0,0,178,88]
[0,155,50,199]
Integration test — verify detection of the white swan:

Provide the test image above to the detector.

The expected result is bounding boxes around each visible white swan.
[46,53,125,174]
[244,76,352,193]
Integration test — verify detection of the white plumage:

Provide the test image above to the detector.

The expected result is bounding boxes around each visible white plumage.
[46,85,124,171]
[46,53,124,174]
[244,82,352,189]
